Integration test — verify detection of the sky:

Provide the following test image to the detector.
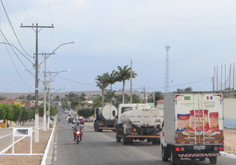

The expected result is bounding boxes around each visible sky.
[0,0,235,94]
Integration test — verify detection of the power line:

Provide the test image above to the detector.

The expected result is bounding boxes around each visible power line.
[20,0,32,23]
[0,0,33,58]
[57,76,96,86]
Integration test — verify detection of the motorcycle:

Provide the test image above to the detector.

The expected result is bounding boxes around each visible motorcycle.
[75,130,81,144]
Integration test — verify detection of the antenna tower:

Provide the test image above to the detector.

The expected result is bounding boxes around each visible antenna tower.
[165,45,170,93]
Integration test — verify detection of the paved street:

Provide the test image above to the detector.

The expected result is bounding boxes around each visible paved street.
[52,107,236,165]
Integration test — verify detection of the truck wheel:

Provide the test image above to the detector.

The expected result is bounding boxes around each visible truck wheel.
[116,134,121,142]
[161,145,168,162]
[152,138,158,145]
[147,138,152,142]
[170,150,178,165]
[123,135,127,145]
[98,129,103,132]
[209,157,217,164]
[199,157,205,161]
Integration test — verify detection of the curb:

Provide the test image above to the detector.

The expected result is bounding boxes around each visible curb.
[41,122,57,165]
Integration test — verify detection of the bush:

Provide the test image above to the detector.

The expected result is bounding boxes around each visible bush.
[0,104,6,120]
[77,108,93,118]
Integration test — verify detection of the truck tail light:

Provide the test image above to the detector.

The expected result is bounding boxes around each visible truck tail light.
[181,147,185,151]
[176,147,180,152]
[219,147,223,151]
[214,147,218,151]
[101,122,104,125]
[133,128,137,132]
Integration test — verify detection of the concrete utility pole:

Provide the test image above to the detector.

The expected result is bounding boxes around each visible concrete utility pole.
[21,23,54,142]
[37,53,54,132]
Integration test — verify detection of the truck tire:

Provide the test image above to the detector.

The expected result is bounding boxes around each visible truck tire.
[147,138,152,142]
[161,145,168,162]
[152,138,158,145]
[209,157,217,164]
[116,133,121,142]
[170,149,179,165]
[123,134,127,145]
[199,157,205,161]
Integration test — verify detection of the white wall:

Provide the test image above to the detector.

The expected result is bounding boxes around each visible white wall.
[223,98,236,128]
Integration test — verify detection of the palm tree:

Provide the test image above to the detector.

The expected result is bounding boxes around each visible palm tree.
[95,73,110,107]
[107,69,118,104]
[116,65,137,103]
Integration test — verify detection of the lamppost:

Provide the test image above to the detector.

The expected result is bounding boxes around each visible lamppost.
[47,70,69,129]
[39,41,76,132]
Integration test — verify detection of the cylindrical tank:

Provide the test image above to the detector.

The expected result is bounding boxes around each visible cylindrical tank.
[120,104,161,126]
[97,105,117,120]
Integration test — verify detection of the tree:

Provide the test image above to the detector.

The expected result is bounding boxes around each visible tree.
[105,91,116,103]
[154,91,164,102]
[4,104,14,120]
[21,107,29,121]
[77,108,93,118]
[0,95,7,100]
[65,92,80,110]
[95,73,110,107]
[116,65,137,103]
[12,104,22,121]
[90,96,102,111]
[177,87,192,92]
[0,104,6,120]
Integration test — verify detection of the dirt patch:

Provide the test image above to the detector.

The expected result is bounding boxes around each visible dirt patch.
[0,129,52,165]
[224,129,236,155]
[0,155,42,165]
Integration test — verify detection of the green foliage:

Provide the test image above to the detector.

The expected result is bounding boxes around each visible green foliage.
[39,105,44,117]
[77,108,93,118]
[0,104,6,120]
[90,96,102,110]
[65,92,80,109]
[0,95,7,100]
[26,95,35,101]
[154,91,164,102]
[62,102,68,109]
[21,107,29,121]
[12,104,22,121]
[177,87,193,92]
[50,106,58,116]
[4,104,14,120]
[29,108,35,119]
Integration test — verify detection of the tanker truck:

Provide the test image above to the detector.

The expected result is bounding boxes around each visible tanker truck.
[93,104,118,132]
[116,104,163,145]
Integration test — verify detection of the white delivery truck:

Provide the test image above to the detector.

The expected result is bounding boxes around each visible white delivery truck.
[93,105,118,132]
[161,92,224,165]
[116,104,163,145]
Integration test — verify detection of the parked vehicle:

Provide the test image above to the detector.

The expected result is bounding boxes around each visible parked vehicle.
[78,117,84,124]
[161,92,224,165]
[93,105,118,132]
[116,104,163,145]
[68,118,75,124]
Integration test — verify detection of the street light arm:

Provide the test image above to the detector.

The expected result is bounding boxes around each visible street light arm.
[50,69,70,81]
[0,41,34,64]
[39,40,77,66]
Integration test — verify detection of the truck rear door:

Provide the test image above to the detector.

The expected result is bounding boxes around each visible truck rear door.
[174,93,223,146]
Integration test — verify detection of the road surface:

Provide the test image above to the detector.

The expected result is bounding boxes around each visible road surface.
[53,107,236,165]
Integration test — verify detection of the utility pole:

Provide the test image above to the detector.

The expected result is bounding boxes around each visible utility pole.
[143,86,146,103]
[21,23,54,142]
[37,53,55,132]
[130,59,132,103]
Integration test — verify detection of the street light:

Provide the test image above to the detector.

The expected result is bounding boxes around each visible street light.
[39,41,77,66]
[47,70,70,129]
[0,41,33,64]
[40,41,76,132]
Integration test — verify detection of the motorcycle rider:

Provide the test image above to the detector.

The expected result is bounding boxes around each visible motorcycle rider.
[72,120,84,141]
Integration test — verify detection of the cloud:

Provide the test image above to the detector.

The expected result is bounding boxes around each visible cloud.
[67,0,91,10]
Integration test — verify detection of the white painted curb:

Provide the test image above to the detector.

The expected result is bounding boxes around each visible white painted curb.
[41,122,57,165]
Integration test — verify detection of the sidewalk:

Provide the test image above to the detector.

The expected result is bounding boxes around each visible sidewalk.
[0,117,55,165]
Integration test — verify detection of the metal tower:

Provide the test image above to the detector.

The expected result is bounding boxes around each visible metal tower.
[164,45,170,93]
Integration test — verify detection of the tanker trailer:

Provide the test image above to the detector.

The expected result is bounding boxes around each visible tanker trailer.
[116,104,163,145]
[94,104,118,132]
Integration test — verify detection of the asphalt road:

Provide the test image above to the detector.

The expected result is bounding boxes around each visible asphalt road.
[53,107,236,165]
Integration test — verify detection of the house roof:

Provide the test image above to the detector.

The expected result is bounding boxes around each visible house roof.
[156,99,164,103]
